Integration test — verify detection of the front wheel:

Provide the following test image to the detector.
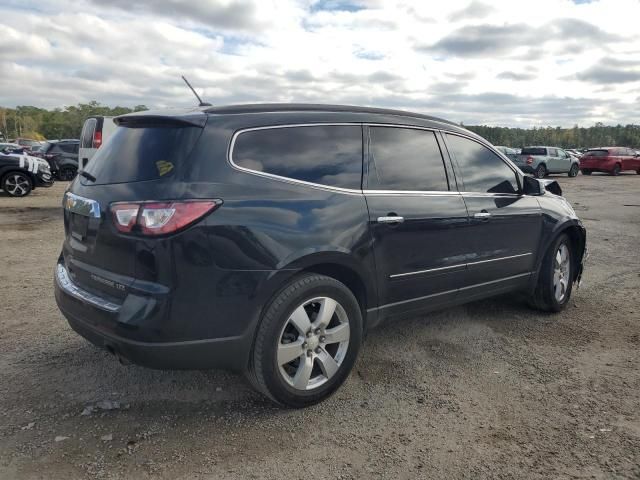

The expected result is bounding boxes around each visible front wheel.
[2,172,33,197]
[611,164,621,176]
[249,274,362,407]
[529,234,573,313]
[535,164,547,179]
[581,169,592,175]
[568,164,579,177]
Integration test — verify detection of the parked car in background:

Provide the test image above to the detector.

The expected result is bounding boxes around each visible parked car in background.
[54,103,587,407]
[0,142,22,152]
[494,146,519,161]
[15,138,42,151]
[38,139,80,180]
[580,147,640,175]
[79,116,117,170]
[0,149,53,196]
[514,146,580,178]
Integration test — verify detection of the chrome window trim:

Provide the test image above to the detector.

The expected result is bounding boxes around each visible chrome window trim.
[369,272,532,311]
[228,123,365,195]
[228,122,461,195]
[389,252,532,279]
[55,264,121,313]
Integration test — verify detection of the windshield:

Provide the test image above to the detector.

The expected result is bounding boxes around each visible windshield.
[83,124,202,185]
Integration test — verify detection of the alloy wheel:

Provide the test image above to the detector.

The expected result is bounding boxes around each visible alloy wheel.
[277,296,350,391]
[553,243,571,302]
[5,174,30,196]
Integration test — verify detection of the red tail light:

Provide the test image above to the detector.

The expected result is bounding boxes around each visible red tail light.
[92,130,102,148]
[526,156,534,165]
[111,200,221,235]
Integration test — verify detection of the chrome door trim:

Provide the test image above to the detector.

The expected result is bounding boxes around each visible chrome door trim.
[466,252,532,268]
[377,216,405,224]
[64,192,101,218]
[370,272,533,311]
[389,253,532,279]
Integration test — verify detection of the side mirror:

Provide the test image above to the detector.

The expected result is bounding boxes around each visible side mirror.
[522,175,544,196]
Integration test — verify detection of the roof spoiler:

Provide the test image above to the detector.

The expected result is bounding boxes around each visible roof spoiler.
[114,113,207,128]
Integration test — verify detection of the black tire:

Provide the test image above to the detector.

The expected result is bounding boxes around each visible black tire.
[581,169,592,175]
[1,171,33,197]
[249,273,363,408]
[58,166,77,181]
[568,164,579,177]
[636,169,640,175]
[535,164,547,179]
[611,164,621,176]
[529,233,573,313]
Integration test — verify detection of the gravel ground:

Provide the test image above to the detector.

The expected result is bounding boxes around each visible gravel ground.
[1,173,639,479]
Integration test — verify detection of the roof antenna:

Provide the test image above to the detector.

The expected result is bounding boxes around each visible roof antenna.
[182,75,211,107]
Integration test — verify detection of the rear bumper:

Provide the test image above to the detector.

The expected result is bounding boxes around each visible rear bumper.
[54,262,255,371]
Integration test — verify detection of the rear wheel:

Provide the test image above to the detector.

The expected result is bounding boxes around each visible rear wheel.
[611,164,621,176]
[581,169,592,175]
[58,166,77,181]
[249,274,362,408]
[535,164,547,179]
[568,164,579,177]
[2,172,32,197]
[529,234,573,313]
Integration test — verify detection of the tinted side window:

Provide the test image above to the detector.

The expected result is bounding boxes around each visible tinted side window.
[59,143,77,154]
[233,125,362,189]
[368,127,448,191]
[445,134,519,194]
[80,118,97,148]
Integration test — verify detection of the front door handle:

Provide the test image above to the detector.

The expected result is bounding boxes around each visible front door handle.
[473,211,491,219]
[377,216,405,224]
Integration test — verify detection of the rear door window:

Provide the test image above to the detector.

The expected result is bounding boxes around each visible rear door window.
[232,125,363,189]
[445,134,519,194]
[521,147,546,156]
[585,150,608,157]
[368,127,449,191]
[82,125,203,185]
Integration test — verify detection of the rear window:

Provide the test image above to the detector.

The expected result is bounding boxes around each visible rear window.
[584,150,609,157]
[82,125,202,185]
[232,125,363,189]
[521,147,547,155]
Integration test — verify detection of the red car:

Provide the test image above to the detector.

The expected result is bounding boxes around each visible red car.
[580,147,640,175]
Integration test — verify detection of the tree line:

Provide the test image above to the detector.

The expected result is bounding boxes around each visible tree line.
[1,102,639,148]
[0,102,148,141]
[465,123,640,149]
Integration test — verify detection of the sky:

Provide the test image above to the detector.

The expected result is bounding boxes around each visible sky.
[0,0,639,127]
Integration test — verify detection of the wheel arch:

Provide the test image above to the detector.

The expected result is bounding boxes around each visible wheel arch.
[530,220,586,289]
[0,168,35,186]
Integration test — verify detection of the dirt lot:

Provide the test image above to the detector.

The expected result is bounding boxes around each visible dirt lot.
[0,173,638,479]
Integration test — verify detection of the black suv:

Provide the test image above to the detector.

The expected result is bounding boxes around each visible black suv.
[54,104,587,407]
[1,149,53,196]
[39,139,80,180]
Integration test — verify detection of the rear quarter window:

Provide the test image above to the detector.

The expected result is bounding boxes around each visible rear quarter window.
[232,125,363,189]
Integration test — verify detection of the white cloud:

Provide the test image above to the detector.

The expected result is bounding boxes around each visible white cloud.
[0,0,639,126]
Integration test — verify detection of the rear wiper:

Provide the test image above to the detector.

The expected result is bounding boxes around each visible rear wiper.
[79,171,96,182]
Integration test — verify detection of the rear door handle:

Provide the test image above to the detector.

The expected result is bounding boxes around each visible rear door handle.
[473,212,491,219]
[377,216,404,224]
